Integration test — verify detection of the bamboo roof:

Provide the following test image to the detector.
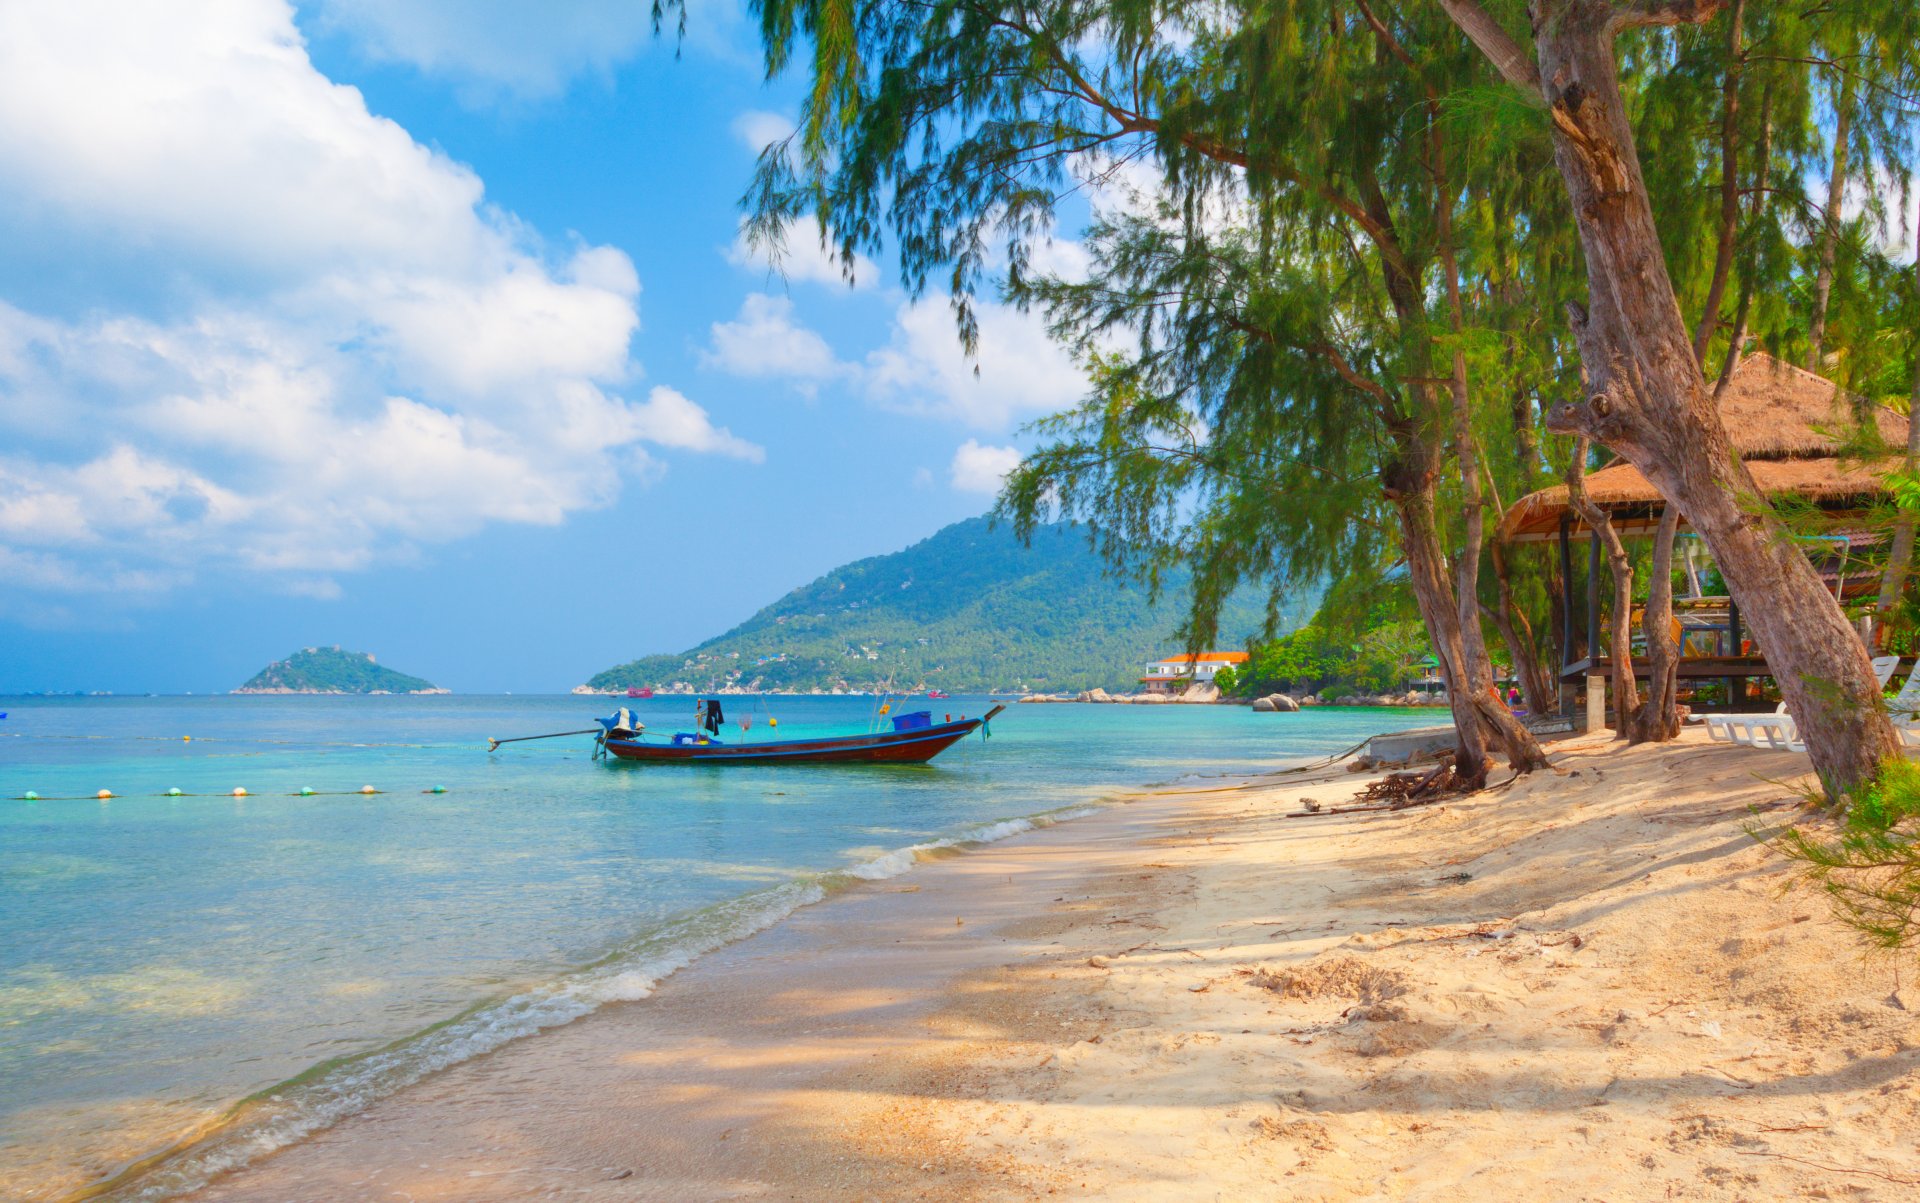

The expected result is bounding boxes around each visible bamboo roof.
[1498,353,1908,543]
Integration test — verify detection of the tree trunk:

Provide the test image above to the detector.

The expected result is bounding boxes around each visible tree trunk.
[1489,537,1558,713]
[1472,0,1901,796]
[1716,78,1773,395]
[1392,476,1492,786]
[1807,68,1856,370]
[1691,0,1743,365]
[1434,155,1551,773]
[1565,439,1638,736]
[1874,202,1920,637]
[1635,505,1683,742]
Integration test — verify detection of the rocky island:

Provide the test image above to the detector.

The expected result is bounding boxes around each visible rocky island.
[234,647,447,695]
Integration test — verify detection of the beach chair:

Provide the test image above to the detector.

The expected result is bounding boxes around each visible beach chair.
[1706,654,1900,750]
[1780,658,1920,754]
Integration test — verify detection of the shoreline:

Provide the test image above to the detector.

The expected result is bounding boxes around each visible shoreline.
[110,730,1920,1200]
[170,777,1228,1202]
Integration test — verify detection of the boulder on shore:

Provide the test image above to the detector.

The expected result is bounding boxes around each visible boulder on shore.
[1268,693,1301,712]
[1251,696,1276,712]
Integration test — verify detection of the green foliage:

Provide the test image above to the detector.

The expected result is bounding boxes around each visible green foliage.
[585,518,1316,694]
[237,648,438,694]
[1225,573,1433,697]
[1764,756,1920,957]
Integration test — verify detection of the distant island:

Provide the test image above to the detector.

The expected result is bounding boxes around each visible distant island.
[234,647,446,695]
[582,517,1317,695]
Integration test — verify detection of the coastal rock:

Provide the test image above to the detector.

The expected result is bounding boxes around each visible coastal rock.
[1251,696,1277,713]
[1268,694,1300,712]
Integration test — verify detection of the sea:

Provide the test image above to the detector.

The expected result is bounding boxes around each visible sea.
[0,693,1442,1201]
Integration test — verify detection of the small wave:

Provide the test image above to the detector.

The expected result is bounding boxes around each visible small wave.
[85,801,1106,1201]
[842,806,1100,882]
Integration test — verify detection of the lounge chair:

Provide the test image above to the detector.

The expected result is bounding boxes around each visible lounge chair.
[1780,657,1920,754]
[1705,654,1900,750]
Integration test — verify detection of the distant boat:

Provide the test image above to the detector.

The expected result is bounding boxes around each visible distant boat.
[626,686,654,698]
[926,689,950,699]
[597,703,1003,765]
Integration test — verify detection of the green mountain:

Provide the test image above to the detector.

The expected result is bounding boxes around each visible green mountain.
[584,518,1315,694]
[235,647,445,695]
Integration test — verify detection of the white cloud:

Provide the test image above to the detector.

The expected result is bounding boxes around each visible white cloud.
[703,290,1088,426]
[703,293,850,386]
[726,215,877,290]
[625,386,762,461]
[862,297,1087,428]
[731,109,795,154]
[303,0,747,101]
[949,440,1021,495]
[0,1,756,609]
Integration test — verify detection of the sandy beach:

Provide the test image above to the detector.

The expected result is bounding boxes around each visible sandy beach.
[175,728,1920,1202]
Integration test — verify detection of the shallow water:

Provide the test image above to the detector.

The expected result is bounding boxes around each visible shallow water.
[0,694,1440,1200]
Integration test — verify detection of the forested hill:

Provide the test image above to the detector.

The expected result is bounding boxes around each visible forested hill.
[235,647,444,694]
[585,518,1316,694]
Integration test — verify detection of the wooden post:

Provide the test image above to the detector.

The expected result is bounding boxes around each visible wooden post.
[1586,530,1601,665]
[1558,515,1575,670]
[1586,672,1606,734]
[1727,595,1743,708]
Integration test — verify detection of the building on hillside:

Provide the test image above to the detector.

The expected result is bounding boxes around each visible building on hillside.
[1140,651,1249,694]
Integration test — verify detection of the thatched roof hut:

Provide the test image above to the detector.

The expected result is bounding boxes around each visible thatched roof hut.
[1499,353,1908,543]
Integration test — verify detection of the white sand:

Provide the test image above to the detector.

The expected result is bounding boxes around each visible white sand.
[175,729,1920,1201]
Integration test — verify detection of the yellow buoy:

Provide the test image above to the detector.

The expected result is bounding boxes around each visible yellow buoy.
[232,787,248,797]
[182,735,191,742]
[768,717,777,727]
[359,785,377,794]
[96,789,113,799]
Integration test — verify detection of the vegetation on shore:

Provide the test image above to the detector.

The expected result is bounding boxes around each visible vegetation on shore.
[235,648,442,695]
[586,518,1314,694]
[740,0,1919,795]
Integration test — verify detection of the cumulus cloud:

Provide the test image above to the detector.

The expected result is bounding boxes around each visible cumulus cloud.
[304,0,747,101]
[704,290,1087,426]
[863,297,1087,428]
[949,440,1022,495]
[0,0,757,609]
[731,109,795,154]
[703,293,850,387]
[726,215,878,290]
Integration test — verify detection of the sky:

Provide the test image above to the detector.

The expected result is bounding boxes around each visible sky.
[0,0,1103,694]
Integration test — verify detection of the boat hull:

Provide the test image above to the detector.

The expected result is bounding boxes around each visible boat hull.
[601,711,997,765]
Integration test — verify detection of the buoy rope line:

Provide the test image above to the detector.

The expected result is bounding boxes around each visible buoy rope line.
[12,786,450,801]
[0,732,440,747]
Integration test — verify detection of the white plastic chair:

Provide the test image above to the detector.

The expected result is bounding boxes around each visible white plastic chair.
[1779,657,1918,754]
[1706,654,1900,750]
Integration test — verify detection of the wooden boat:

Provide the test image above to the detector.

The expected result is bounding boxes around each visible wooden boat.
[599,705,1004,765]
[625,686,654,698]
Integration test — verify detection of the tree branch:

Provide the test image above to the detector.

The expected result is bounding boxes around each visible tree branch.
[1611,0,1727,32]
[1433,0,1542,97]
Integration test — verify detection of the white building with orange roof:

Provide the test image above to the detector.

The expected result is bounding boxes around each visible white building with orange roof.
[1139,651,1248,694]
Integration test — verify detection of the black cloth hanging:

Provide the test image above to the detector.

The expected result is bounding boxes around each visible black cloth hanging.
[702,699,724,736]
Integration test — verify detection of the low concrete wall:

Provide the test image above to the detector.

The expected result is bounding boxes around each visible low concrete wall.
[1361,725,1458,766]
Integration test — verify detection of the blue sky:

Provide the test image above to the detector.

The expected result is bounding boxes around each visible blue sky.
[0,0,1101,693]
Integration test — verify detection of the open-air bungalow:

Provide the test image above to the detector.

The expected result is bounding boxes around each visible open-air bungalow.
[1497,353,1909,729]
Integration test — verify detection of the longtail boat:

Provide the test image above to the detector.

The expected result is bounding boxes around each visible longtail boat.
[595,703,1004,765]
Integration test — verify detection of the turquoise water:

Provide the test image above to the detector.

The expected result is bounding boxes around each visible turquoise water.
[0,694,1440,1200]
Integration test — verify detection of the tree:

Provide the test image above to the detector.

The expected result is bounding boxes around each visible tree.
[1434,0,1911,794]
[743,0,1555,781]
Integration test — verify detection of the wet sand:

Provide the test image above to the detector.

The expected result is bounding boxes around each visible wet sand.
[180,730,1920,1201]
